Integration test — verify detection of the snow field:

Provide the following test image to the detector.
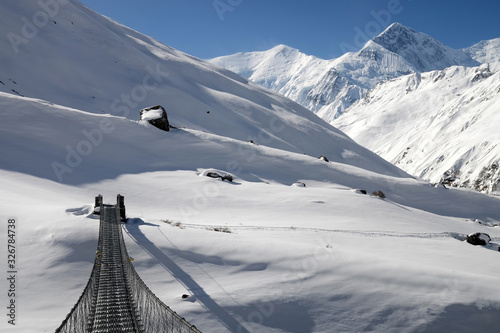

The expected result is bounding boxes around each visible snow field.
[1,91,500,331]
[1,1,500,332]
[2,160,500,332]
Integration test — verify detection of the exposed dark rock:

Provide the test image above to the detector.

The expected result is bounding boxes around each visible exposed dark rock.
[319,155,329,162]
[140,105,170,131]
[11,89,23,96]
[466,232,491,246]
[471,64,492,82]
[206,172,233,182]
[441,169,460,185]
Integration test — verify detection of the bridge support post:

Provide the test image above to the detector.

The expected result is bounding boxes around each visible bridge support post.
[93,194,103,215]
[117,194,126,222]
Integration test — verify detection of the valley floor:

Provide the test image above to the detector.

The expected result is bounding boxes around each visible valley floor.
[2,169,500,333]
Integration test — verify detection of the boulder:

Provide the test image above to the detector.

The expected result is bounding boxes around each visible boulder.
[206,172,233,182]
[466,232,491,246]
[140,105,170,131]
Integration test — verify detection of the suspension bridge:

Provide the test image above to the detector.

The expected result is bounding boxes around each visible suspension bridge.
[55,195,201,333]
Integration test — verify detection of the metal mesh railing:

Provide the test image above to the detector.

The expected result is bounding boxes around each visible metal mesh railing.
[115,204,202,333]
[54,261,99,333]
[55,196,201,333]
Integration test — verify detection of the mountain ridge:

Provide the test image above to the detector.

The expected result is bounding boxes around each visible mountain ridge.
[333,64,500,195]
[209,22,492,121]
[0,0,408,182]
[371,23,479,72]
[209,23,500,193]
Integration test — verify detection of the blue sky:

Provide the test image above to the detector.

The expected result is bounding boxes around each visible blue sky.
[80,0,500,60]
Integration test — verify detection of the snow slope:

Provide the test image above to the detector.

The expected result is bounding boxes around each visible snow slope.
[333,65,500,195]
[2,92,500,333]
[0,0,405,178]
[209,23,480,121]
[210,23,500,194]
[1,2,500,333]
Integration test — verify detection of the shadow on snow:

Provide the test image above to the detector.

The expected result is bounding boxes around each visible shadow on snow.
[124,218,251,333]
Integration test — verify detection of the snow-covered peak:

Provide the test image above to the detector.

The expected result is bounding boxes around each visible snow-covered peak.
[306,40,415,121]
[465,37,500,71]
[210,43,331,106]
[210,23,487,123]
[210,44,312,78]
[267,43,302,56]
[371,22,479,72]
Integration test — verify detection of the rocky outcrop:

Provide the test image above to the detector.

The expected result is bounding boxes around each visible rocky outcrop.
[140,105,170,131]
[466,232,491,246]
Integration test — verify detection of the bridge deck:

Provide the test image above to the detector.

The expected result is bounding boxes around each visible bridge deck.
[89,205,141,332]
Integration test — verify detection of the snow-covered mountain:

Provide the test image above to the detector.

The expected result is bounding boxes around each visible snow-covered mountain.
[0,0,410,179]
[208,44,331,112]
[209,23,480,122]
[210,24,500,194]
[370,23,478,72]
[333,64,500,195]
[2,2,500,332]
[465,37,500,70]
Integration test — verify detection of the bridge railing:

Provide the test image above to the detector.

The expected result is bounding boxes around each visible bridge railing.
[55,195,104,333]
[115,203,202,333]
[54,264,99,333]
[56,195,201,333]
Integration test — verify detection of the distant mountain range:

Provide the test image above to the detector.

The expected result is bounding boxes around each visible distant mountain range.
[209,23,500,194]
[209,23,499,122]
